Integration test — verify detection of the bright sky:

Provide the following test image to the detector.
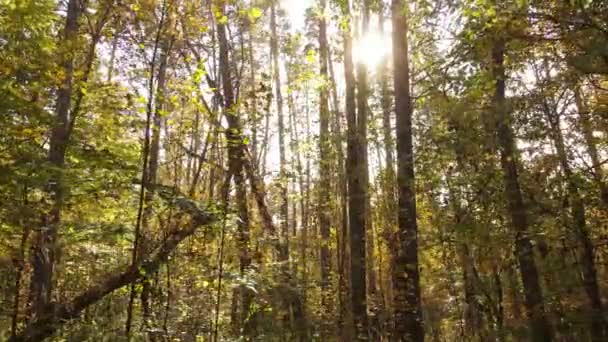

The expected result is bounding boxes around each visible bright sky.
[283,0,313,29]
[264,0,393,176]
[282,0,392,69]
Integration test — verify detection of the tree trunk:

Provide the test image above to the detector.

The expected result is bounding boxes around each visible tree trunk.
[287,76,309,339]
[287,66,307,282]
[378,9,396,333]
[446,174,484,338]
[356,3,376,339]
[391,1,424,340]
[249,29,259,165]
[341,0,369,339]
[575,88,608,207]
[13,185,217,342]
[317,0,333,336]
[125,4,169,334]
[140,39,170,333]
[29,0,80,320]
[544,96,606,341]
[107,26,119,82]
[271,1,289,263]
[304,86,313,337]
[491,39,552,341]
[12,188,30,338]
[379,9,395,185]
[217,7,253,333]
[327,28,351,340]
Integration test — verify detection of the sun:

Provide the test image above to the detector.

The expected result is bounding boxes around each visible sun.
[353,29,392,68]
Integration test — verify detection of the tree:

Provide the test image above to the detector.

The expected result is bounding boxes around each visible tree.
[348,0,371,339]
[391,0,424,340]
[490,32,553,342]
[270,0,289,264]
[317,0,333,336]
[28,0,81,320]
[216,2,253,334]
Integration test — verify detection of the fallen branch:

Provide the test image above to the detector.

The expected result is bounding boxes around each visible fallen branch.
[11,186,218,342]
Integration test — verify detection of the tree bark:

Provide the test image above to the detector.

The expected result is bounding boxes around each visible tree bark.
[286,66,307,285]
[356,3,375,339]
[339,0,369,339]
[29,0,81,320]
[491,39,552,341]
[377,9,396,333]
[126,3,169,334]
[217,7,252,333]
[249,29,259,164]
[326,42,350,340]
[446,170,484,338]
[141,38,171,333]
[12,188,30,338]
[391,0,424,340]
[317,0,333,336]
[271,0,290,264]
[543,93,606,341]
[287,74,309,339]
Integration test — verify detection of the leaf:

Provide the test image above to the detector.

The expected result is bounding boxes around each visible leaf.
[306,49,316,63]
[248,7,262,21]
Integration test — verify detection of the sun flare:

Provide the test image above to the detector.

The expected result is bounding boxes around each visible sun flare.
[353,30,392,68]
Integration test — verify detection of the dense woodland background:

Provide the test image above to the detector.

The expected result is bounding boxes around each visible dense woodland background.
[1,0,607,340]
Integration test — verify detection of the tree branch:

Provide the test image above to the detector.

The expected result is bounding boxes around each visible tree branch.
[11,186,218,342]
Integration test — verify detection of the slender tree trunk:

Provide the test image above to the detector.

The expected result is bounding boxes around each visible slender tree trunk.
[446,171,484,338]
[249,29,259,164]
[356,3,376,338]
[391,1,424,340]
[107,27,119,82]
[544,98,606,341]
[287,80,309,339]
[29,0,80,320]
[443,95,488,339]
[327,34,350,340]
[341,0,369,339]
[305,87,313,335]
[492,267,505,340]
[461,244,484,337]
[217,7,252,334]
[378,10,396,332]
[379,60,394,178]
[271,0,290,265]
[214,170,233,342]
[125,4,169,334]
[141,40,170,333]
[575,88,608,206]
[260,98,271,177]
[287,70,306,282]
[162,261,171,336]
[317,0,333,337]
[12,188,30,338]
[491,39,552,341]
[378,7,396,205]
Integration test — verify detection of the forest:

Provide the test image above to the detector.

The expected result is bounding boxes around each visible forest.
[0,0,607,340]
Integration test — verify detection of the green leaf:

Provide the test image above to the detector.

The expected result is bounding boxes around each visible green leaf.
[249,7,262,21]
